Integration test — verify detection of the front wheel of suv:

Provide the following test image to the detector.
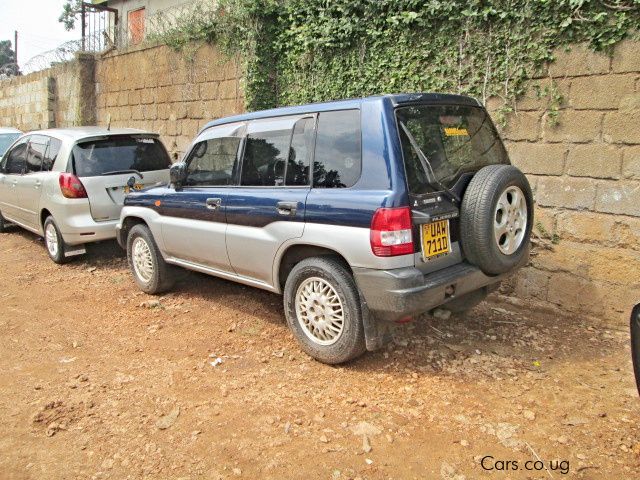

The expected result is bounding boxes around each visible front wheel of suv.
[127,224,175,294]
[283,257,366,364]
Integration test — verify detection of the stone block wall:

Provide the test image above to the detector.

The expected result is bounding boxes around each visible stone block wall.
[0,54,95,131]
[490,40,640,321]
[0,38,637,323]
[94,43,244,159]
[0,70,54,130]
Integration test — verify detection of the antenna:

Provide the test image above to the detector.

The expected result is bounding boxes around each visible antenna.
[107,113,111,131]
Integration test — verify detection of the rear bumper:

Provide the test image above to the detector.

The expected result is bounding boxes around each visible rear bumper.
[58,214,118,245]
[353,261,517,323]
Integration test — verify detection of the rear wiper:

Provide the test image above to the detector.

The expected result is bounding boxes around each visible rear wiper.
[100,169,144,179]
[398,122,460,204]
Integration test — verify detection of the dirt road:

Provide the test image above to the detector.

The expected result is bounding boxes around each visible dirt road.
[0,228,638,479]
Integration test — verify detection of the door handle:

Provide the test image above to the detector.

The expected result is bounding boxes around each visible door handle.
[277,201,298,216]
[206,197,222,210]
[34,181,41,189]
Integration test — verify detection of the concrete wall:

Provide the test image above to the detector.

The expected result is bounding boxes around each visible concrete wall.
[94,42,243,159]
[489,41,640,321]
[0,53,96,131]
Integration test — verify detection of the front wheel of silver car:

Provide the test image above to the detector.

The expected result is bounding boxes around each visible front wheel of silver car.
[284,257,366,364]
[126,224,175,294]
[43,216,70,264]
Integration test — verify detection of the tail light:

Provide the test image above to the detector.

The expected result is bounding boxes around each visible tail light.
[59,173,87,199]
[370,207,414,256]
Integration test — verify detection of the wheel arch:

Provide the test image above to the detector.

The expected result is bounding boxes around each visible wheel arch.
[118,215,149,248]
[275,243,352,293]
[40,208,53,233]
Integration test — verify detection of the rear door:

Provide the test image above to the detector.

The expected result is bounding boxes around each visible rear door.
[14,135,50,228]
[0,136,29,221]
[395,104,509,273]
[160,122,244,272]
[71,135,171,221]
[225,115,314,284]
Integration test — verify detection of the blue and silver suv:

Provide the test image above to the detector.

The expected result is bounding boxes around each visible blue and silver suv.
[117,93,533,364]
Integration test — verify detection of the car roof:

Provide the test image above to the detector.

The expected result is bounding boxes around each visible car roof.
[24,126,158,142]
[0,127,22,134]
[200,93,481,132]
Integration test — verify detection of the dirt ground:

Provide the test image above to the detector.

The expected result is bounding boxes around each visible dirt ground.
[0,228,638,480]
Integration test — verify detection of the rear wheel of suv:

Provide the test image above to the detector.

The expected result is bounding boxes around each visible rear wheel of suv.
[127,224,175,294]
[43,216,71,264]
[460,165,533,275]
[283,257,366,364]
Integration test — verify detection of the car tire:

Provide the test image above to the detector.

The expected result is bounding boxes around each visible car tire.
[0,211,9,233]
[283,256,366,364]
[127,223,175,294]
[460,165,533,275]
[43,216,71,264]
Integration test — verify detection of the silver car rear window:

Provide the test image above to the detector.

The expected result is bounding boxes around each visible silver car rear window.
[71,135,171,177]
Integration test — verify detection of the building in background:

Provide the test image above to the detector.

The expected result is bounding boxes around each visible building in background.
[92,0,197,46]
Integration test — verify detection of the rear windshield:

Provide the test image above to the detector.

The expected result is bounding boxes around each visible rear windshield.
[396,104,508,194]
[71,135,171,177]
[0,133,21,156]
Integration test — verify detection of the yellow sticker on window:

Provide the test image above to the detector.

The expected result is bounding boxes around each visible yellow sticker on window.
[444,127,469,136]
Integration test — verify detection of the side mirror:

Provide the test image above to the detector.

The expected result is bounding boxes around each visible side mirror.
[169,162,188,187]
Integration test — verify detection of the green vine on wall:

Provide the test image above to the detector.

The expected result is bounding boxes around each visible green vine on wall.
[150,0,640,113]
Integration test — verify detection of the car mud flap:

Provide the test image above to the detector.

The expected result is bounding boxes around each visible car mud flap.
[359,288,392,351]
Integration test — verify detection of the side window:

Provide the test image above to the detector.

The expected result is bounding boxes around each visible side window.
[286,117,314,186]
[26,135,49,174]
[185,136,242,187]
[43,138,62,172]
[241,122,293,187]
[4,137,29,175]
[313,110,361,188]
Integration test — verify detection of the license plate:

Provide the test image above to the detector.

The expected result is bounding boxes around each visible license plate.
[124,184,143,194]
[421,220,451,260]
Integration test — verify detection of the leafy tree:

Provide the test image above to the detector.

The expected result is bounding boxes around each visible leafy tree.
[0,40,16,66]
[59,0,83,31]
[0,40,19,76]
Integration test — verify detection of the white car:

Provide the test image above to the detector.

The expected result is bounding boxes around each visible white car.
[0,127,171,263]
[0,127,22,157]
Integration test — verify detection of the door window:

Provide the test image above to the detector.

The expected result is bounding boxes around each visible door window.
[4,137,29,175]
[185,123,244,187]
[26,135,49,174]
[286,117,314,186]
[241,123,292,187]
[43,138,62,172]
[240,115,315,187]
[313,109,361,188]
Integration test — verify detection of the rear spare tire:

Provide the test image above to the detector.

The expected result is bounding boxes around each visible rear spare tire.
[460,165,533,275]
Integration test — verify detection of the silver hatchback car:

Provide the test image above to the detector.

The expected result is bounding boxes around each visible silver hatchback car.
[0,127,171,263]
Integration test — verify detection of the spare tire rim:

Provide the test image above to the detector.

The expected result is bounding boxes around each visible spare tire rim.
[295,277,345,346]
[494,185,528,255]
